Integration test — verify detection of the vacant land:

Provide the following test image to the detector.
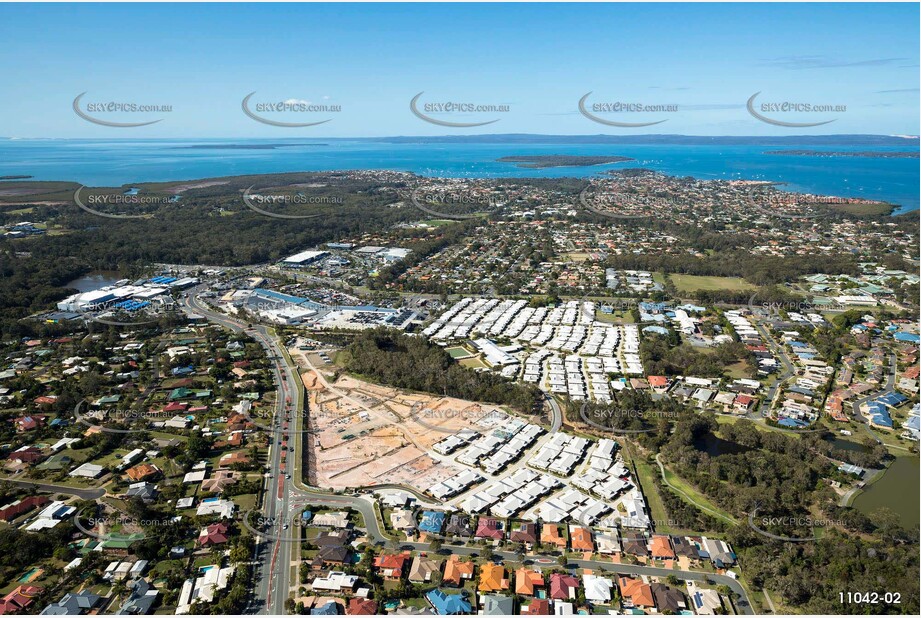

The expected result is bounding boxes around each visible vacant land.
[670,274,756,293]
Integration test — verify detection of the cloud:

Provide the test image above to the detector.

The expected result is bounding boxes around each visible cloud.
[874,88,920,94]
[759,55,912,70]
[283,98,312,106]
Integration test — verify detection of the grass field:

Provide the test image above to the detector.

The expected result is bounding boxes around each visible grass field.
[631,459,692,536]
[670,274,756,293]
[594,309,635,324]
[446,346,473,359]
[459,357,487,369]
[658,460,738,526]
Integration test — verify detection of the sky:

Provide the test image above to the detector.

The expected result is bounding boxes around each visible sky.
[0,2,918,138]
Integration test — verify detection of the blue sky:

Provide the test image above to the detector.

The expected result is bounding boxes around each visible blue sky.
[0,2,918,137]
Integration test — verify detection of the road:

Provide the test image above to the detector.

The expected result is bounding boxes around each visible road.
[545,391,564,433]
[284,487,755,614]
[753,321,795,418]
[185,290,754,615]
[182,291,300,615]
[0,478,106,500]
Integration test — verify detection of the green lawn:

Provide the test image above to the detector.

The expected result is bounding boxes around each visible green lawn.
[658,460,738,526]
[670,274,755,293]
[446,346,473,359]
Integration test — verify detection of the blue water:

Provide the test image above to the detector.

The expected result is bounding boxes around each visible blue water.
[0,138,917,213]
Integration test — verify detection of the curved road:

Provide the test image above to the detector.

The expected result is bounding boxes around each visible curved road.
[184,290,754,615]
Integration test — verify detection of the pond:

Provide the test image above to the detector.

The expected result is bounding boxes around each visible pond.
[65,270,123,292]
[853,455,920,529]
[824,436,871,454]
[694,432,750,457]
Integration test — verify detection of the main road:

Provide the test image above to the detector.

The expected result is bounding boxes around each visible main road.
[183,289,754,615]
[181,290,300,615]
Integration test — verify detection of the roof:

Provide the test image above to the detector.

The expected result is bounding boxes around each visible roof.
[618,576,655,608]
[477,563,508,592]
[522,599,550,615]
[481,594,514,615]
[651,582,686,613]
[569,525,594,551]
[442,555,475,586]
[418,510,446,534]
[425,589,471,615]
[650,535,675,559]
[347,598,378,615]
[408,556,441,583]
[475,516,504,540]
[514,568,544,596]
[549,573,579,600]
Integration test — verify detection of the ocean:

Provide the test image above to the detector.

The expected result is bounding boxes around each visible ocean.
[1,138,917,213]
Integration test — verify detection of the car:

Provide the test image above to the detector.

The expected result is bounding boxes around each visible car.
[283,524,289,530]
[286,474,291,479]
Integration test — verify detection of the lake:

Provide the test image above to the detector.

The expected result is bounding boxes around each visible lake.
[853,455,920,529]
[65,271,123,292]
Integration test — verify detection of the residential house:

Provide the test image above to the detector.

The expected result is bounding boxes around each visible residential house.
[425,589,471,615]
[651,583,687,614]
[549,574,579,600]
[441,555,475,587]
[373,552,410,580]
[445,514,472,538]
[521,598,550,615]
[540,524,567,549]
[475,516,504,541]
[618,576,655,610]
[514,568,544,597]
[477,563,509,593]
[1,585,43,614]
[650,535,675,560]
[311,572,359,594]
[481,595,514,615]
[569,525,594,553]
[509,522,537,547]
[40,590,103,615]
[197,522,230,547]
[408,556,441,584]
[686,581,723,615]
[125,463,159,482]
[347,599,377,615]
[583,574,613,605]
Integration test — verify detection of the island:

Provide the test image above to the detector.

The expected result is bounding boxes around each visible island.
[765,150,919,159]
[173,143,328,150]
[0,175,33,180]
[497,154,634,168]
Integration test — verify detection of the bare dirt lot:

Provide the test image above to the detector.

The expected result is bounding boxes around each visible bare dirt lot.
[298,357,503,492]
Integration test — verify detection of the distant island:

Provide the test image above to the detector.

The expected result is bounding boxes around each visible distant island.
[173,143,328,150]
[497,155,634,168]
[766,150,919,159]
[0,174,33,180]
